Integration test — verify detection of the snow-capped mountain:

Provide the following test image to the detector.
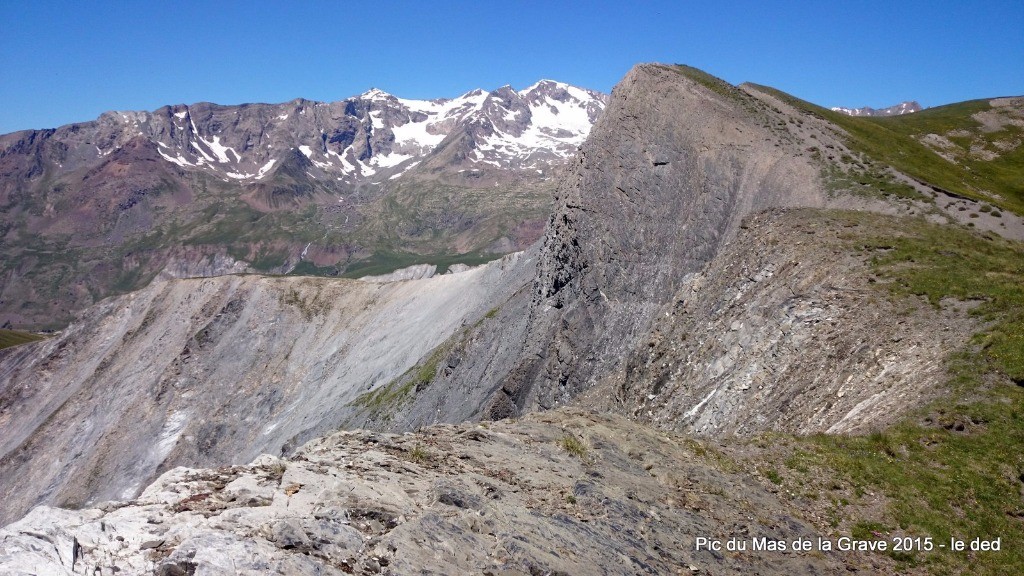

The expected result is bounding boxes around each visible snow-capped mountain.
[830,101,921,117]
[0,80,607,329]
[2,81,607,189]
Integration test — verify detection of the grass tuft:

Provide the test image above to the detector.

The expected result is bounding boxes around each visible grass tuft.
[559,435,588,458]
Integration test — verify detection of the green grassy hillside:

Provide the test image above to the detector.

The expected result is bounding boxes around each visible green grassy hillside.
[748,84,1024,215]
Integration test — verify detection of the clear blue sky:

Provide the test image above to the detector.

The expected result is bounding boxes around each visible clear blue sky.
[1,0,1021,133]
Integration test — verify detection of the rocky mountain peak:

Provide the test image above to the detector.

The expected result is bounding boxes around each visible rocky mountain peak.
[358,87,393,100]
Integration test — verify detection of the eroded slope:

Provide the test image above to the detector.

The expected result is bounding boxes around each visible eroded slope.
[584,208,980,435]
[0,252,534,525]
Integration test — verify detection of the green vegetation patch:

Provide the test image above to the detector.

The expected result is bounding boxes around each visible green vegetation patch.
[668,64,746,102]
[350,379,417,419]
[278,286,331,321]
[747,85,1024,215]
[410,343,450,391]
[0,329,46,351]
[288,260,339,277]
[862,219,1024,381]
[822,164,925,202]
[340,250,499,279]
[559,435,588,458]
[349,339,453,419]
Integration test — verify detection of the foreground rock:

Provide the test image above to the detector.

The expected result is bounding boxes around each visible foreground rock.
[0,409,866,575]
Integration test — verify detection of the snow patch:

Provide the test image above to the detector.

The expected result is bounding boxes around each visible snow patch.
[159,149,194,167]
[256,159,277,179]
[370,111,384,130]
[372,152,412,168]
[388,161,420,180]
[199,135,240,163]
[361,88,392,100]
[391,118,446,151]
[330,149,357,175]
[189,140,216,163]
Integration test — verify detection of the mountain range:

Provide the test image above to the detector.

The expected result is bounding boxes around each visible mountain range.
[0,81,607,329]
[830,100,922,116]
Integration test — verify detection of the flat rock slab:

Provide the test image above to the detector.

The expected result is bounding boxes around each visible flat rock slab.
[0,409,868,575]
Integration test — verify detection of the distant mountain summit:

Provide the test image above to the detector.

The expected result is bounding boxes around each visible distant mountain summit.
[830,100,921,116]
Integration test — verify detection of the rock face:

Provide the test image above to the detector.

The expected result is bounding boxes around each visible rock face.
[0,252,535,525]
[381,65,979,438]
[0,409,864,575]
[426,64,825,419]
[830,101,921,116]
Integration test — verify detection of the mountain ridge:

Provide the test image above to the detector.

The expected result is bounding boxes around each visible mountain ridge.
[830,100,921,116]
[0,80,607,186]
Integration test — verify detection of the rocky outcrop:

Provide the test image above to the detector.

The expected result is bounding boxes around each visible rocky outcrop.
[0,252,535,525]
[0,409,866,575]
[359,263,437,283]
[156,248,254,280]
[384,65,985,439]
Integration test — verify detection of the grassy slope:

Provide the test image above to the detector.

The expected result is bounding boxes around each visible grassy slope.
[0,329,45,350]
[747,84,1024,215]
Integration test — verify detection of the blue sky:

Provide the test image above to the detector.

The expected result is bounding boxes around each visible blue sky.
[1,1,1021,133]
